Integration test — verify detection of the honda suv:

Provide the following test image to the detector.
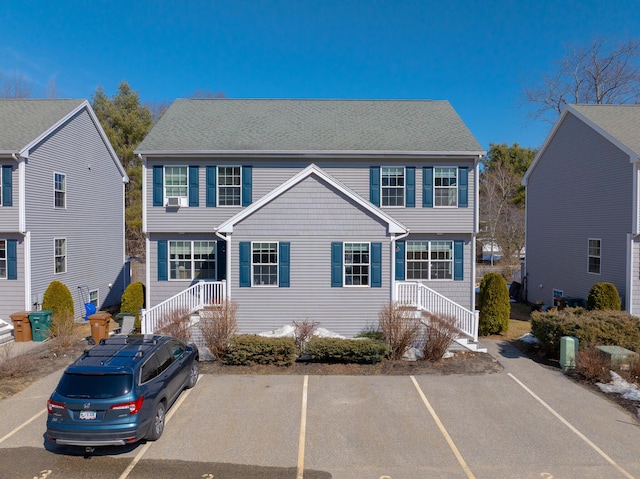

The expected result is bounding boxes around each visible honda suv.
[46,335,199,449]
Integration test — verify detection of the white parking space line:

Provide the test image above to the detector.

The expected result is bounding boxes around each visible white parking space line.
[410,376,476,479]
[508,373,636,479]
[118,375,202,479]
[296,375,309,479]
[0,408,46,444]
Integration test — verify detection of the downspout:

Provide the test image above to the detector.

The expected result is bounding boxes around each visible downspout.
[215,229,231,300]
[391,230,410,302]
[139,154,151,314]
[473,154,481,312]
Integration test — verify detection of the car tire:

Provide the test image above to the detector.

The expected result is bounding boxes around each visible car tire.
[186,360,199,389]
[145,402,166,441]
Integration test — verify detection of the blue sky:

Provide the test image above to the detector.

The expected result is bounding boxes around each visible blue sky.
[1,0,639,151]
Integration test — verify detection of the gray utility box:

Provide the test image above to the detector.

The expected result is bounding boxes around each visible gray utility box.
[596,345,639,371]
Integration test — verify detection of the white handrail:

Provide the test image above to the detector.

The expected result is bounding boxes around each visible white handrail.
[395,281,479,341]
[141,281,226,334]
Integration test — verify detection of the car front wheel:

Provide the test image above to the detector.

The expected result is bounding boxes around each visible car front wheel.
[186,360,199,389]
[145,402,166,441]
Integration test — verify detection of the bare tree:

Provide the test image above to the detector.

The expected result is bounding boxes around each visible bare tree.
[525,38,640,123]
[1,71,33,98]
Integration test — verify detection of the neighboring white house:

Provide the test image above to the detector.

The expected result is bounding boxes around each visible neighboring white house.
[0,99,129,321]
[523,104,640,311]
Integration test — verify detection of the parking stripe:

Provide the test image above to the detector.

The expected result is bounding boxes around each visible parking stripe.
[410,376,476,479]
[118,374,202,479]
[296,375,309,479]
[508,373,636,479]
[0,408,47,444]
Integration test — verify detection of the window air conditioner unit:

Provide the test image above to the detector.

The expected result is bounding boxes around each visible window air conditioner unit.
[166,196,183,207]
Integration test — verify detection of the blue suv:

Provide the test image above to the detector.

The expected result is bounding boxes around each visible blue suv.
[47,335,199,449]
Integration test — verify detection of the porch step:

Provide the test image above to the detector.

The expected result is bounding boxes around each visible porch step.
[0,318,14,345]
[454,337,487,353]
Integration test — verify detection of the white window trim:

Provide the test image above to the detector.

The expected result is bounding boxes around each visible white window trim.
[217,165,242,207]
[163,166,189,207]
[251,241,279,287]
[588,238,601,275]
[344,241,371,287]
[380,166,405,208]
[89,289,99,308]
[168,240,217,281]
[434,167,458,208]
[53,172,66,209]
[54,237,67,274]
[0,239,6,280]
[406,240,454,281]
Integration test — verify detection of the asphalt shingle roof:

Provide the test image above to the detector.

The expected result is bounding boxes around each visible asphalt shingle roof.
[570,104,640,156]
[136,99,483,154]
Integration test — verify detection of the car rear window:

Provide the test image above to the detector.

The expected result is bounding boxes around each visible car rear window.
[56,373,133,399]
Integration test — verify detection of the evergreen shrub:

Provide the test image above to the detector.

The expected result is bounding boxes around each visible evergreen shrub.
[42,281,75,338]
[305,337,390,364]
[587,282,621,311]
[222,335,297,366]
[478,273,510,335]
[120,281,145,321]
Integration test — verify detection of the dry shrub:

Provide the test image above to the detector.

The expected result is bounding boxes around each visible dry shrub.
[49,310,81,352]
[378,302,421,360]
[293,319,319,355]
[199,300,239,360]
[0,343,35,379]
[421,313,459,361]
[157,308,192,343]
[575,346,610,383]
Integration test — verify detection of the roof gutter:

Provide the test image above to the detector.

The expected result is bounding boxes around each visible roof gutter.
[134,149,487,159]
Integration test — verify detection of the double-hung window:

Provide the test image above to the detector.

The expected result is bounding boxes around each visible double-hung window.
[252,242,278,286]
[406,240,453,280]
[218,166,241,206]
[169,240,216,280]
[54,238,66,274]
[0,240,6,279]
[165,166,188,205]
[54,173,66,208]
[345,243,370,286]
[588,239,601,274]
[434,167,457,207]
[381,167,405,207]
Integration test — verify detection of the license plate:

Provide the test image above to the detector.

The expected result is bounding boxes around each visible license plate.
[79,410,96,420]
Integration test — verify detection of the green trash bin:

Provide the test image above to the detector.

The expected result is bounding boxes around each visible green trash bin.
[29,310,53,342]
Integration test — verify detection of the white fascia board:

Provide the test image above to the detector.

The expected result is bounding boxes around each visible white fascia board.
[216,163,408,235]
[135,149,486,159]
[18,100,129,182]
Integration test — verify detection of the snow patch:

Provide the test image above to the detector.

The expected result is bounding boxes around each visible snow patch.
[519,333,539,345]
[597,371,640,418]
[258,324,346,339]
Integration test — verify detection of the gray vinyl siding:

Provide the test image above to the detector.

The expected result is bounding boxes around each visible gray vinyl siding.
[0,161,18,230]
[231,175,391,337]
[24,109,126,318]
[633,239,640,315]
[146,157,476,234]
[0,234,26,320]
[525,113,632,307]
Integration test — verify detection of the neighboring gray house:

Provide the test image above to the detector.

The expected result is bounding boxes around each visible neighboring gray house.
[523,104,640,313]
[136,99,485,343]
[0,99,129,322]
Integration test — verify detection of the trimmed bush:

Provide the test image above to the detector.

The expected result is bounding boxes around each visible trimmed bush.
[531,308,640,354]
[478,273,510,335]
[199,301,239,360]
[120,282,145,328]
[42,281,75,336]
[378,302,422,360]
[305,337,390,364]
[587,282,621,311]
[223,335,297,366]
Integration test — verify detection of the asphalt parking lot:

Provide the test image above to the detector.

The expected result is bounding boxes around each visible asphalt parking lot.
[1,340,640,479]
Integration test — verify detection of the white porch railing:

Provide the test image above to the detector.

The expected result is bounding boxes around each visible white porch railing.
[141,281,226,334]
[395,281,479,342]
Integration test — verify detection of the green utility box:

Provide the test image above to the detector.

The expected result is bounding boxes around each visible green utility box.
[560,336,579,370]
[29,310,53,342]
[596,345,639,371]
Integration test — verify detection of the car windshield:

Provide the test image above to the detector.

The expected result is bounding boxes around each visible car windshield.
[56,373,133,399]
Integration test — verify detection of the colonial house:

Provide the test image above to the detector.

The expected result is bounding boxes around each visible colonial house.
[0,99,129,322]
[135,99,485,345]
[523,104,640,313]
